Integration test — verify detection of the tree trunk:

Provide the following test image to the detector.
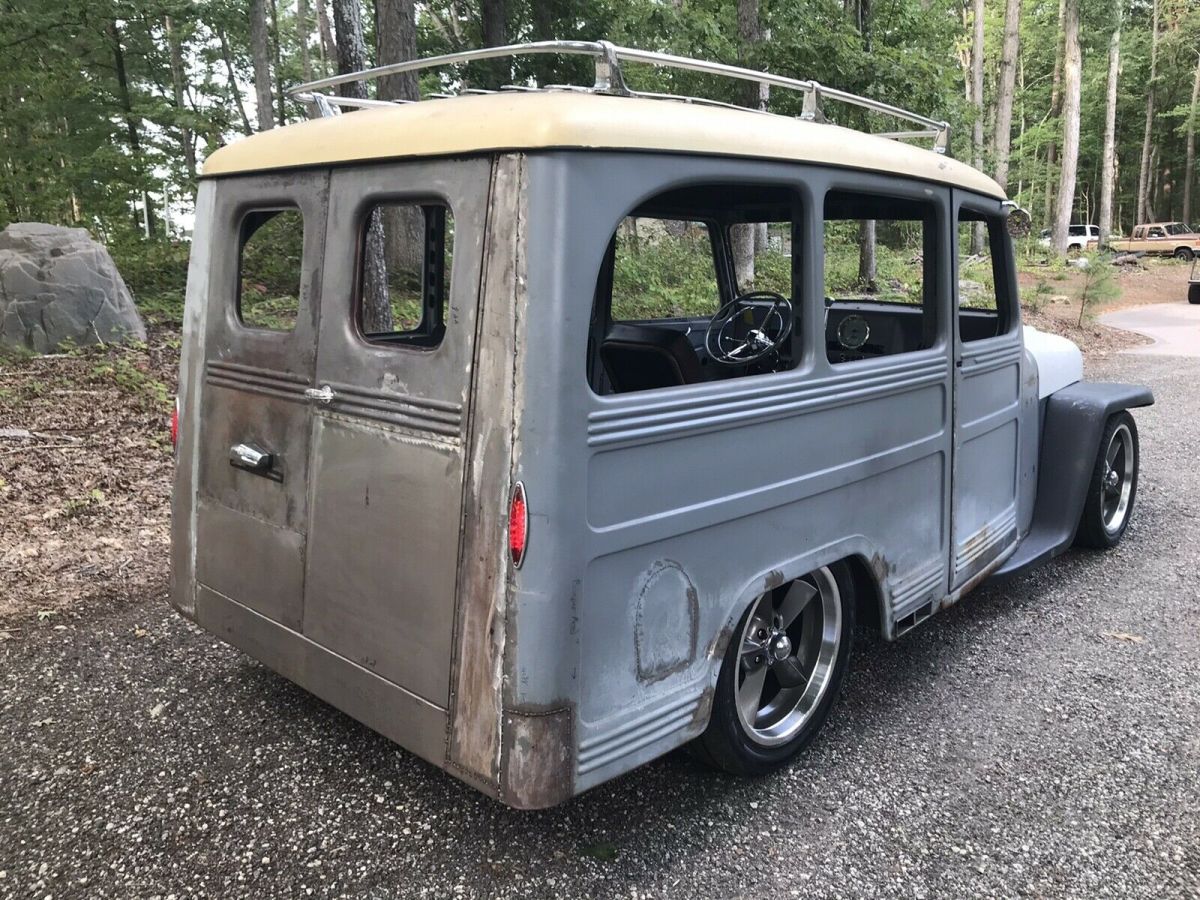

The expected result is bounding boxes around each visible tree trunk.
[297,0,313,83]
[376,0,419,102]
[315,0,337,71]
[1051,0,1081,253]
[1136,0,1160,224]
[164,16,196,183]
[992,0,1021,192]
[249,0,274,130]
[1183,51,1200,224]
[1044,0,1067,227]
[218,29,255,133]
[109,20,155,237]
[730,0,764,290]
[1098,12,1121,247]
[857,221,877,291]
[334,0,390,330]
[479,0,508,88]
[969,0,985,252]
[270,0,286,126]
[376,0,423,280]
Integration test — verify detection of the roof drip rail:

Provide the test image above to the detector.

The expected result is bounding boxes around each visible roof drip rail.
[289,40,952,154]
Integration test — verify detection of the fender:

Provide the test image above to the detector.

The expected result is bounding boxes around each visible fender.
[994,382,1153,579]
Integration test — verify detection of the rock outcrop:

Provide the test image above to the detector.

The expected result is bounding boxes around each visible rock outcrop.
[0,223,146,353]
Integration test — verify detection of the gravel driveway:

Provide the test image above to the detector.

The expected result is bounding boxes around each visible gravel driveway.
[2,353,1198,900]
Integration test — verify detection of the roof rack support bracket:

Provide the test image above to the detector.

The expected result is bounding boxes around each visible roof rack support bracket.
[801,83,826,124]
[593,40,630,95]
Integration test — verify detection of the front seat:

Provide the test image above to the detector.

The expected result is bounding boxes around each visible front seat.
[600,323,704,393]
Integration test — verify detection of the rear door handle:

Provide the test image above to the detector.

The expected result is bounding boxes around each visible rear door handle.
[229,442,281,481]
[304,384,335,404]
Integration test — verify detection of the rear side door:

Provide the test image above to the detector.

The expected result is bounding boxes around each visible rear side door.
[951,197,1022,589]
[194,172,328,630]
[302,158,491,708]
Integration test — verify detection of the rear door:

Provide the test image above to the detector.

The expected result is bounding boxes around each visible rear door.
[195,172,328,630]
[302,158,491,707]
[950,197,1022,589]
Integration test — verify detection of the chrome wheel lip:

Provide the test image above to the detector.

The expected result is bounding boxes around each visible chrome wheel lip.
[734,568,842,748]
[1101,422,1135,534]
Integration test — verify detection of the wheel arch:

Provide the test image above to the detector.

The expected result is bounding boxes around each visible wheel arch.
[994,381,1153,579]
[708,541,886,668]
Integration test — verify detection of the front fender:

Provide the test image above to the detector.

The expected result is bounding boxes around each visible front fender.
[994,381,1153,578]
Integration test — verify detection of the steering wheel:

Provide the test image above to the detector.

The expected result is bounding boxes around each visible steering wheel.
[705,291,795,366]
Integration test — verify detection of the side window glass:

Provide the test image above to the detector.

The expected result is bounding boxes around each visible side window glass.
[957,211,1013,343]
[238,209,304,331]
[611,218,720,321]
[357,202,453,347]
[823,191,936,364]
[588,184,800,395]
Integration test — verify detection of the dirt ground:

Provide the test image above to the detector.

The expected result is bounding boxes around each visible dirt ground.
[0,259,1185,630]
[0,327,178,629]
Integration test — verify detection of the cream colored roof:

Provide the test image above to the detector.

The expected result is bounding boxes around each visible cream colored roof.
[202,91,1005,198]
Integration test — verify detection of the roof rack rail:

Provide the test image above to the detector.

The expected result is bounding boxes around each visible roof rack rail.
[289,40,951,154]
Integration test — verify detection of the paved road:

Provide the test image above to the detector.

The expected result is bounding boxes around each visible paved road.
[1102,302,1200,357]
[3,353,1199,900]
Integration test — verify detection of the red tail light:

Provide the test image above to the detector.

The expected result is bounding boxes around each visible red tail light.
[170,398,179,449]
[508,482,528,568]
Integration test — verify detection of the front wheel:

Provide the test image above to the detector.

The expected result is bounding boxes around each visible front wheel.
[694,564,854,776]
[1075,411,1139,549]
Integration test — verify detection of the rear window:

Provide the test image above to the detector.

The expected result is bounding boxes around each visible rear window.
[237,208,304,331]
[356,202,453,347]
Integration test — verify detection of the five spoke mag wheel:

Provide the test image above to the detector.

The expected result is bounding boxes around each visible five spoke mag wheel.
[1076,411,1139,549]
[696,564,854,775]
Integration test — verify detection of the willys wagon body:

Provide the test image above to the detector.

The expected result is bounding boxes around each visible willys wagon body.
[170,42,1153,808]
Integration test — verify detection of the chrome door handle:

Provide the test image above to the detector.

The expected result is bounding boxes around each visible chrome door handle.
[304,384,335,404]
[229,442,281,480]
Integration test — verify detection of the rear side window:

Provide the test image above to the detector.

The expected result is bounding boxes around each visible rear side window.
[238,209,304,331]
[357,202,453,347]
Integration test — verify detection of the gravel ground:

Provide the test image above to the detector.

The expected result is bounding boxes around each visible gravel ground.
[2,352,1198,900]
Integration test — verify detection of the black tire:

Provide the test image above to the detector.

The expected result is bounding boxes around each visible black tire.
[1189,282,1200,305]
[1075,411,1139,549]
[1174,247,1195,261]
[693,563,855,776]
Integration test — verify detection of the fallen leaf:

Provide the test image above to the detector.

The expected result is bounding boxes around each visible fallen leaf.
[1101,631,1145,644]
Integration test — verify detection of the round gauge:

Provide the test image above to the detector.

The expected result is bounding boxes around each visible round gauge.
[837,314,871,350]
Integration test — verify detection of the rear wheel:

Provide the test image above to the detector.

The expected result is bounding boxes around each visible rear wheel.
[695,564,854,776]
[1174,247,1195,261]
[1075,411,1139,549]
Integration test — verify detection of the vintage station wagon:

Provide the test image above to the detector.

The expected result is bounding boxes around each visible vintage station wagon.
[170,41,1153,808]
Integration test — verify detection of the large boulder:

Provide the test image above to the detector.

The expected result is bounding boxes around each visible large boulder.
[0,223,146,353]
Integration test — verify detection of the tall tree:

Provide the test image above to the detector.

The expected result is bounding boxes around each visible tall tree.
[731,0,763,291]
[376,0,423,278]
[164,15,196,183]
[1136,0,1160,223]
[297,0,313,83]
[1098,6,1122,245]
[316,0,338,69]
[108,20,154,237]
[992,0,1022,192]
[1044,0,1067,226]
[1184,50,1200,223]
[333,0,391,331]
[249,0,274,130]
[1052,0,1082,252]
[478,0,508,87]
[969,0,985,251]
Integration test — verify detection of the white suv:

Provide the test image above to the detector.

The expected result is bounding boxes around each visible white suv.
[1039,224,1100,252]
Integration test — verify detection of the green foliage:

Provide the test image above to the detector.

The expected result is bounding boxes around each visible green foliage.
[1075,253,1121,325]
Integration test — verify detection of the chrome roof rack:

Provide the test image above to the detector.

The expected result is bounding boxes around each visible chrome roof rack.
[289,40,951,154]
